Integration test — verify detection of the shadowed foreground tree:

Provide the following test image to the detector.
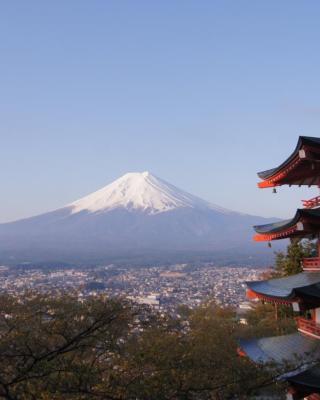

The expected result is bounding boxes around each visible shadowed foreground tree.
[0,294,135,400]
[0,294,287,400]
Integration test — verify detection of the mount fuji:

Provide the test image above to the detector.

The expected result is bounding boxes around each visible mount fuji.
[0,172,279,266]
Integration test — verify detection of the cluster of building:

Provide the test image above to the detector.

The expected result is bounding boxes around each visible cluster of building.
[238,136,320,400]
[0,263,261,314]
[101,264,261,313]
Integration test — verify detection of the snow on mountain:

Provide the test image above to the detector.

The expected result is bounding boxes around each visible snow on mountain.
[69,171,232,215]
[0,172,280,265]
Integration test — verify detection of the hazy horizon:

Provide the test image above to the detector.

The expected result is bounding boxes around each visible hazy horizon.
[0,169,307,224]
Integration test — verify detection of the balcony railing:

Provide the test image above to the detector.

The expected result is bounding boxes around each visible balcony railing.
[296,317,320,338]
[302,195,320,209]
[302,257,320,271]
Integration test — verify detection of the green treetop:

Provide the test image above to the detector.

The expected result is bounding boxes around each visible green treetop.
[275,239,317,276]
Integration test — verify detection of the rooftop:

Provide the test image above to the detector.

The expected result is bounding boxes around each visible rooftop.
[246,272,320,301]
[258,136,320,188]
[238,332,320,365]
[253,208,320,241]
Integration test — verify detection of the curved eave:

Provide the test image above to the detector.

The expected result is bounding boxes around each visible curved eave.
[286,364,320,392]
[296,283,320,299]
[238,332,320,365]
[257,136,320,188]
[253,209,320,242]
[254,226,300,242]
[246,272,320,302]
[246,288,296,304]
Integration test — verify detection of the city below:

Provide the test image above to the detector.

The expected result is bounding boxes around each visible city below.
[0,263,264,313]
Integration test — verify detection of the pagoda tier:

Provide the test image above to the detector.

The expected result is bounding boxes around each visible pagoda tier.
[257,136,320,188]
[238,332,320,365]
[246,272,320,311]
[253,209,320,241]
[286,365,320,400]
[238,333,320,400]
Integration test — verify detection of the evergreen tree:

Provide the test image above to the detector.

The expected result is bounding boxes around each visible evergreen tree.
[275,239,316,276]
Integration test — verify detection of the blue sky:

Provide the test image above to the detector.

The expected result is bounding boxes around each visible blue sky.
[1,1,320,222]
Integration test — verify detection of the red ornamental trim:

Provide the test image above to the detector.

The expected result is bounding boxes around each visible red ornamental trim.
[296,317,320,338]
[237,347,247,358]
[307,394,320,400]
[254,225,298,242]
[302,257,320,271]
[246,289,295,305]
[302,195,320,209]
[258,157,302,188]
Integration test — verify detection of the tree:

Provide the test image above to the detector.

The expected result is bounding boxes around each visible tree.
[274,239,316,276]
[0,294,289,400]
[245,302,296,337]
[0,293,134,400]
[120,301,281,399]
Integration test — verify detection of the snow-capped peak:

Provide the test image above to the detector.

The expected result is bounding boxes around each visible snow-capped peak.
[69,171,231,215]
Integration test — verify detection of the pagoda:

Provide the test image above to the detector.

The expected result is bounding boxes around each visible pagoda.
[238,136,320,400]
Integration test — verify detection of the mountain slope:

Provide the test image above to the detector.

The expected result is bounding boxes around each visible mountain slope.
[0,172,280,265]
[69,171,232,215]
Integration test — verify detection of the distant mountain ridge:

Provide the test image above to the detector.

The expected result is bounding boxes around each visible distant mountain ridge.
[0,172,281,266]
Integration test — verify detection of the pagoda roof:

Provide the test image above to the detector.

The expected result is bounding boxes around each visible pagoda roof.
[238,332,320,365]
[286,364,320,392]
[254,208,320,241]
[258,136,320,188]
[246,272,320,302]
